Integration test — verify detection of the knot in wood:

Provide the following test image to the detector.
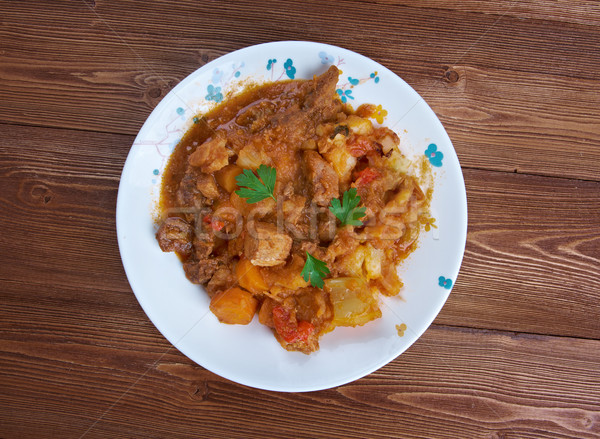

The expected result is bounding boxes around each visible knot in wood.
[188,380,209,401]
[30,184,53,205]
[148,87,162,99]
[444,69,459,83]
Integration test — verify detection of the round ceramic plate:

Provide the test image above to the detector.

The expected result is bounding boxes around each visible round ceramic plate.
[116,41,467,392]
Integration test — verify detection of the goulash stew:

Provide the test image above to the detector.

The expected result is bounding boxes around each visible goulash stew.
[156,66,432,354]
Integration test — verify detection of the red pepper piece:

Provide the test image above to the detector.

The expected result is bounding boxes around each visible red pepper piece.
[272,305,314,343]
[347,136,377,157]
[355,167,380,185]
[203,214,225,231]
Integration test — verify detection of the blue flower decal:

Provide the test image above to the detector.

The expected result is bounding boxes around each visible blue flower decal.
[266,58,277,70]
[206,84,223,103]
[319,51,335,64]
[336,88,354,103]
[370,72,380,83]
[284,58,296,79]
[425,143,444,167]
[348,76,359,86]
[176,107,185,116]
[438,276,453,290]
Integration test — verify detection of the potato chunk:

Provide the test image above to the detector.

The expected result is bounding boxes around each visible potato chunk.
[215,164,243,193]
[209,287,258,325]
[346,115,373,136]
[236,142,273,170]
[323,144,357,189]
[324,277,381,327]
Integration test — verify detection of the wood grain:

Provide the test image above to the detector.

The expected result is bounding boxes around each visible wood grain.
[380,0,600,27]
[422,65,600,181]
[1,123,598,338]
[0,1,599,181]
[2,2,600,437]
[436,168,600,339]
[0,124,129,292]
[1,308,599,439]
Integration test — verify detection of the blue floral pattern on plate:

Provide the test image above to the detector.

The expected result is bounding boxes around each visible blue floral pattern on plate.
[425,143,444,167]
[438,276,453,290]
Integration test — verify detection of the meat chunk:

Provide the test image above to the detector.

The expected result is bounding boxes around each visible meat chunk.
[196,174,220,199]
[193,234,214,259]
[283,195,306,225]
[317,208,337,243]
[283,195,308,239]
[206,267,235,296]
[176,167,206,210]
[244,221,292,267]
[183,258,220,284]
[155,217,193,255]
[302,65,341,117]
[189,131,231,173]
[303,150,339,206]
[235,100,276,132]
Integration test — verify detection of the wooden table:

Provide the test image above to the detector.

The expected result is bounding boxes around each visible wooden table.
[1,1,599,438]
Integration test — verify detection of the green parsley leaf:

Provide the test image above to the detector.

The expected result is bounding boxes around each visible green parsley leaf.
[329,187,367,226]
[235,164,277,204]
[301,252,330,289]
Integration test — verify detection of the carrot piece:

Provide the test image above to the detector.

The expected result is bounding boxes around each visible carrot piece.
[209,287,258,325]
[235,258,269,294]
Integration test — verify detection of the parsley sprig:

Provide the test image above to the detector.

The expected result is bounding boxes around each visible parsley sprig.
[329,188,366,226]
[301,252,330,289]
[235,164,277,204]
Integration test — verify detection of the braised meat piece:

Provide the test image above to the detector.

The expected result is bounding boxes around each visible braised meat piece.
[183,259,220,284]
[189,131,231,173]
[283,195,308,239]
[303,150,339,206]
[176,167,206,211]
[244,221,292,267]
[155,217,193,256]
[196,174,220,200]
[206,267,235,296]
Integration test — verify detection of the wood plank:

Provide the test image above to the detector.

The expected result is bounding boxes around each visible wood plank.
[1,123,599,339]
[374,0,600,27]
[420,65,600,181]
[0,1,599,181]
[0,127,131,295]
[1,309,599,439]
[436,168,600,338]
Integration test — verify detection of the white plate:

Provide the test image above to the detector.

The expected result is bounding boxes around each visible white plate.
[116,41,467,392]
